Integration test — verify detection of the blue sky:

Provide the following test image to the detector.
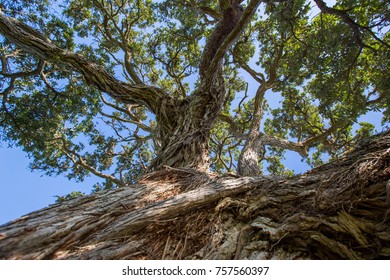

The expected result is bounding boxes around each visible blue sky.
[0,146,97,225]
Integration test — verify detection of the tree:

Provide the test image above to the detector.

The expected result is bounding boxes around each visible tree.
[0,0,389,259]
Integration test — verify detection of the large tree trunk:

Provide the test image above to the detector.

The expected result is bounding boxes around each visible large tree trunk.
[1,131,389,260]
[151,75,226,171]
[149,1,246,171]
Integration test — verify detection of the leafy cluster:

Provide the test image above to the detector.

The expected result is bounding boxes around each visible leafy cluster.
[0,0,388,193]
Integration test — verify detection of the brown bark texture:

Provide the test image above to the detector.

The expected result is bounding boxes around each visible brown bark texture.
[1,131,389,260]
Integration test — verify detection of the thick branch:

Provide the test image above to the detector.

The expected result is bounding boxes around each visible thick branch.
[199,0,261,89]
[236,38,283,176]
[261,134,308,157]
[0,12,165,113]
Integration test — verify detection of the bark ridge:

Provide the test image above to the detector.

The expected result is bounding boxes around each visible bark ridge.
[0,131,389,259]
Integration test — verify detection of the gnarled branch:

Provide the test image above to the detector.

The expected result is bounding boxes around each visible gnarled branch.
[0,12,165,113]
[200,0,261,88]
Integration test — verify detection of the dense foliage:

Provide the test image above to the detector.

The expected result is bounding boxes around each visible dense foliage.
[0,0,388,191]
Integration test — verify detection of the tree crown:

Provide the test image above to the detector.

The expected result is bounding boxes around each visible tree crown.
[0,0,388,191]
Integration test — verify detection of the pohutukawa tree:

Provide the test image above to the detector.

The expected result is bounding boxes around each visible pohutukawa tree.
[0,0,389,259]
[0,0,388,183]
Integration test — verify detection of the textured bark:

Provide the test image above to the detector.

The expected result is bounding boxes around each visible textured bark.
[1,131,389,260]
[199,0,243,80]
[151,73,226,171]
[237,85,266,176]
[237,131,263,176]
[150,1,259,171]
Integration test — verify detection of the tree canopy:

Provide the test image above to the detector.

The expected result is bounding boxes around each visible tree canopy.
[0,0,389,191]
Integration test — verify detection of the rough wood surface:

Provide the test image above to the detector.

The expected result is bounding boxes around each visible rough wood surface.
[1,131,389,259]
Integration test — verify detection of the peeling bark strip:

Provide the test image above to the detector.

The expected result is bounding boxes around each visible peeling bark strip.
[1,131,389,260]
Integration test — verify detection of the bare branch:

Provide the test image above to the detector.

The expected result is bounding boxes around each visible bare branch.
[366,89,385,107]
[99,110,152,133]
[218,113,242,136]
[231,49,265,83]
[261,134,308,157]
[0,77,22,129]
[54,136,125,187]
[1,59,45,78]
[94,0,143,84]
[303,122,341,148]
